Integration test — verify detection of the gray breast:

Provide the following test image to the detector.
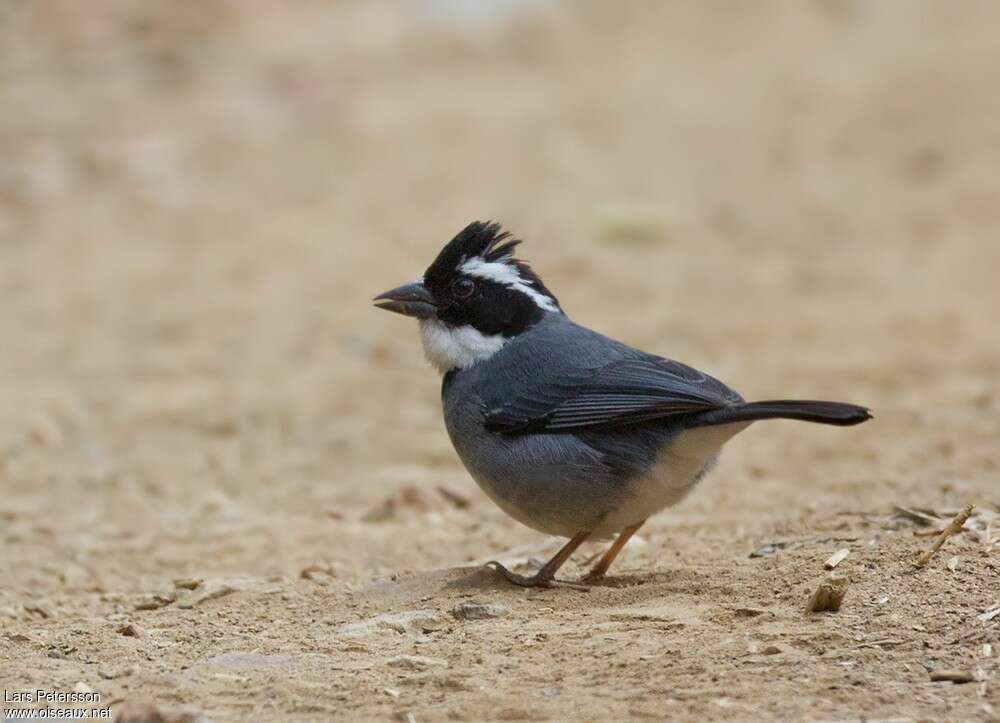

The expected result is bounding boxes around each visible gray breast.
[439,316,677,537]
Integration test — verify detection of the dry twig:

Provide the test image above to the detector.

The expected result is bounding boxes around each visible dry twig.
[929,669,975,684]
[892,505,942,526]
[854,638,905,650]
[824,548,850,570]
[914,504,974,568]
[978,606,1000,622]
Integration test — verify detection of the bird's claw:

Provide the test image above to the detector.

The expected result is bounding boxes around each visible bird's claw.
[485,561,590,591]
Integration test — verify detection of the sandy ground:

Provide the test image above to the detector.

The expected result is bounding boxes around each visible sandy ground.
[1,1,999,721]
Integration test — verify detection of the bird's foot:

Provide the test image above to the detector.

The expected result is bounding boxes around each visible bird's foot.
[579,570,607,585]
[485,561,590,591]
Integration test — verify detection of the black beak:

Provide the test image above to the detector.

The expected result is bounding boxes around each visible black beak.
[373,281,438,319]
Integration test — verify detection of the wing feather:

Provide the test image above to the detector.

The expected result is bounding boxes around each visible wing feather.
[485,357,741,433]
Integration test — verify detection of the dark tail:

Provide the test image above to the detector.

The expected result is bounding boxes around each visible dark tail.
[700,400,872,427]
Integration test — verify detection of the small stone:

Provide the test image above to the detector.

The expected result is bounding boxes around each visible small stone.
[806,574,849,613]
[929,669,974,684]
[437,675,475,692]
[177,579,243,609]
[386,654,448,671]
[24,603,52,619]
[450,602,510,621]
[340,641,370,653]
[98,666,133,680]
[300,564,337,581]
[383,688,401,699]
[947,556,959,572]
[73,682,94,695]
[749,542,788,558]
[340,610,449,637]
[173,578,202,591]
[135,593,176,611]
[117,622,144,638]
[761,645,782,655]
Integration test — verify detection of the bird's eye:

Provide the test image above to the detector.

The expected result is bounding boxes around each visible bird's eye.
[452,278,476,300]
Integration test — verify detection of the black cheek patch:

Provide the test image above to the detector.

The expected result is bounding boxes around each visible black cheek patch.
[433,281,545,338]
[465,284,544,337]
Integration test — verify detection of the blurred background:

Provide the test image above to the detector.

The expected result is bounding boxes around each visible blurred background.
[4,0,999,575]
[1,1,998,715]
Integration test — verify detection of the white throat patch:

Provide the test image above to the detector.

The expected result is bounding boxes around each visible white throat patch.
[419,319,507,373]
[459,258,560,313]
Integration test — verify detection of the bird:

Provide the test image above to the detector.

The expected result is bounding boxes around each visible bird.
[374,221,872,588]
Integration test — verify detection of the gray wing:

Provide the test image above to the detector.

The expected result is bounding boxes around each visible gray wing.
[484,356,743,434]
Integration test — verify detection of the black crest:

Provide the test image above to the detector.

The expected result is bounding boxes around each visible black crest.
[424,221,559,310]
[424,221,515,284]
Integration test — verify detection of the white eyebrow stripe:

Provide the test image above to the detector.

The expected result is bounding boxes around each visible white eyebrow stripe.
[460,258,560,313]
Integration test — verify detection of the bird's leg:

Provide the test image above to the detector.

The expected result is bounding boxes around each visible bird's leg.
[487,530,591,589]
[581,520,645,583]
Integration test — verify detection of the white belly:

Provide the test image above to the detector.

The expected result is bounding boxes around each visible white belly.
[594,422,750,536]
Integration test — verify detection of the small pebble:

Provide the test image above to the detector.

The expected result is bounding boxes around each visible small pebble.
[135,593,176,611]
[386,654,448,671]
[177,580,240,609]
[98,666,133,680]
[340,610,448,637]
[24,603,52,619]
[750,542,787,558]
[117,622,144,638]
[450,602,510,620]
[806,574,849,613]
[300,564,337,581]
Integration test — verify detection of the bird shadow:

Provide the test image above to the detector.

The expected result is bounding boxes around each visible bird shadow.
[357,564,708,607]
[442,565,680,592]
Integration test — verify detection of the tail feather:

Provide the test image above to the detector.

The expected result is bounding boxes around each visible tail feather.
[702,400,872,427]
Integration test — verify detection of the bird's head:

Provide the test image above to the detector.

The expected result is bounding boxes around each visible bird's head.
[374,221,562,373]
